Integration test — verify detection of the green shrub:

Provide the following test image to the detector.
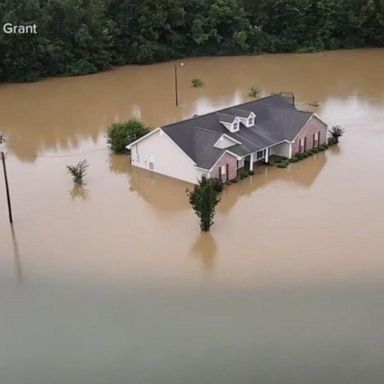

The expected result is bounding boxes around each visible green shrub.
[248,170,255,176]
[289,157,299,163]
[191,78,204,87]
[231,178,238,183]
[311,148,319,153]
[303,151,310,157]
[211,178,224,192]
[277,162,288,168]
[239,171,248,179]
[248,86,261,98]
[107,119,150,153]
[317,145,325,151]
[296,152,305,160]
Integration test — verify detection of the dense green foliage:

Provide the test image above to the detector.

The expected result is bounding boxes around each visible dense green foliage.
[1,0,384,82]
[107,119,150,153]
[67,159,89,185]
[187,176,221,231]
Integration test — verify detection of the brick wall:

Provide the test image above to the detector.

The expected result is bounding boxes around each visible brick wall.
[210,152,238,181]
[292,115,328,154]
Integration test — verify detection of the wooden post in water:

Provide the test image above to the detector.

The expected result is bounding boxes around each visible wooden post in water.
[174,64,179,107]
[174,62,184,107]
[1,151,13,223]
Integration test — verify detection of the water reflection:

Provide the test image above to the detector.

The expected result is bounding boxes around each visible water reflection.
[1,49,383,162]
[70,185,89,200]
[191,232,218,273]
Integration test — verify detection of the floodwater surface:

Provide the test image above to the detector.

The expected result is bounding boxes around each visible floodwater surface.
[1,49,384,384]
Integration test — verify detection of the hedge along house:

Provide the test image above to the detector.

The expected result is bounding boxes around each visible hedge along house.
[127,94,328,184]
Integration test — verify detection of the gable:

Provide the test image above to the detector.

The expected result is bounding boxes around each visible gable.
[213,134,241,149]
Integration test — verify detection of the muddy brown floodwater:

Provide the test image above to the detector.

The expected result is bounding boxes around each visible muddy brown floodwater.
[1,49,384,384]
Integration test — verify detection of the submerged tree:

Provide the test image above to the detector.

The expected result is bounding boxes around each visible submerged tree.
[248,85,261,98]
[187,176,221,231]
[191,78,204,87]
[107,119,150,153]
[67,159,89,185]
[329,125,345,145]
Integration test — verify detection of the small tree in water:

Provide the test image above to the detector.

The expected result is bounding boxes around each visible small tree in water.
[187,177,221,231]
[67,159,89,185]
[328,125,345,145]
[248,85,260,98]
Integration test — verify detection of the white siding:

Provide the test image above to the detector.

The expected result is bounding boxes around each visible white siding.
[130,129,205,184]
[270,142,291,158]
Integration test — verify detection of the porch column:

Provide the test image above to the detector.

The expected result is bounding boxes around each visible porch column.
[249,153,254,171]
[288,143,293,159]
[265,147,269,164]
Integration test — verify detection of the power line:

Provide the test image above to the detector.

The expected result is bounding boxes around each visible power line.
[12,147,109,159]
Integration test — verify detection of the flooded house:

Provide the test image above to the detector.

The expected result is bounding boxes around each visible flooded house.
[127,94,328,184]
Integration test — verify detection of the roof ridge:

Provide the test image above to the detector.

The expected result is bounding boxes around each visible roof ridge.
[194,126,221,134]
[267,104,312,114]
[162,94,287,130]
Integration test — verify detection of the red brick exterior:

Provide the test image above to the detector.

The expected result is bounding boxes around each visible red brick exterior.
[210,152,238,181]
[292,115,328,154]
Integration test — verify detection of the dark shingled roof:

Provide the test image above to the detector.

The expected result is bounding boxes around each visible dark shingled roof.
[163,94,313,169]
[228,107,253,118]
[216,112,236,123]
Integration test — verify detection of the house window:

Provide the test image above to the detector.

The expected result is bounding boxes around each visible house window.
[232,121,239,131]
[299,137,307,153]
[149,162,154,170]
[313,132,320,148]
[257,149,266,160]
[219,164,229,182]
[247,117,254,126]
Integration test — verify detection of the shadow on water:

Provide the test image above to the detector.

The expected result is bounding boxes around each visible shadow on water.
[191,232,218,273]
[10,224,23,285]
[109,151,327,217]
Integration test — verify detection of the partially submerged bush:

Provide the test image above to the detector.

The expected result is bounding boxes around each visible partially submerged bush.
[248,170,255,176]
[107,119,150,153]
[311,148,319,153]
[277,162,288,168]
[329,125,345,144]
[211,178,224,193]
[191,78,204,87]
[239,171,248,179]
[67,159,89,185]
[248,86,261,98]
[289,157,299,163]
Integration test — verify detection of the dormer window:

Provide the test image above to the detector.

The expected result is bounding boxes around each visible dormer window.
[228,108,256,128]
[217,113,241,133]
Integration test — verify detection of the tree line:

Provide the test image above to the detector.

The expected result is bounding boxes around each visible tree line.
[1,0,383,82]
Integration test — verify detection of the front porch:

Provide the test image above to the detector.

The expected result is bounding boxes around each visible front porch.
[240,142,292,172]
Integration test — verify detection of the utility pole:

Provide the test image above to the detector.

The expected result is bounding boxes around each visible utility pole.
[174,62,184,107]
[0,137,13,223]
